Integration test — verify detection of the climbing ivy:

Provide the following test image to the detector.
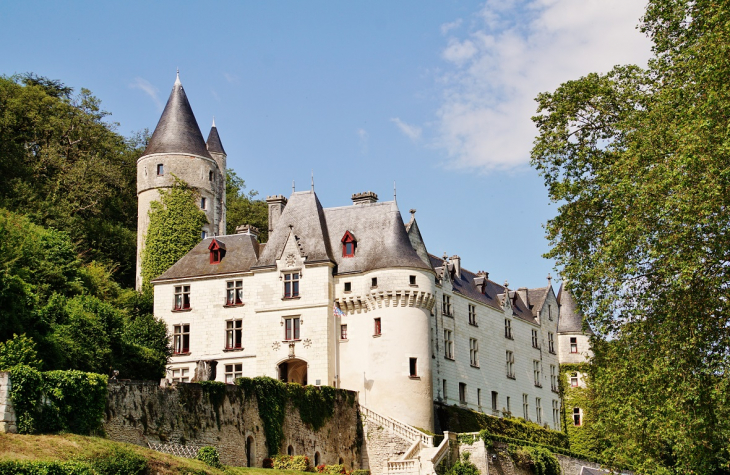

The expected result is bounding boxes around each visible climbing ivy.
[140,178,209,291]
[559,363,603,458]
[508,445,561,475]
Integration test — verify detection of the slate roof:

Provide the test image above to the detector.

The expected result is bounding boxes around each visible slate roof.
[557,283,594,334]
[206,124,226,155]
[527,286,549,317]
[429,255,537,324]
[143,76,213,159]
[153,234,260,281]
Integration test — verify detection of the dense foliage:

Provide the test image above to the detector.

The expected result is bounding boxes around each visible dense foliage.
[226,169,268,240]
[531,1,730,472]
[0,446,147,475]
[196,446,222,469]
[272,455,311,471]
[140,179,209,290]
[508,445,560,475]
[444,453,479,475]
[558,364,601,458]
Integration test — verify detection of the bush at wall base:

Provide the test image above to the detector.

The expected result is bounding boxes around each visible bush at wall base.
[196,446,223,469]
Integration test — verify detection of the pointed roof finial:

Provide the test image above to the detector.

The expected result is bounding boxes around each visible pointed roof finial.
[504,279,509,289]
[212,116,216,128]
[175,68,181,86]
[292,180,295,193]
[547,273,552,284]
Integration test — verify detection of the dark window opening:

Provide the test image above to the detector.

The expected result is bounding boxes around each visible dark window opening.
[173,324,190,354]
[409,358,417,377]
[459,382,467,404]
[491,391,498,411]
[340,324,348,340]
[157,164,164,176]
[284,273,300,298]
[374,318,382,336]
[570,337,578,353]
[226,320,243,349]
[371,277,378,287]
[174,286,191,310]
[209,170,213,181]
[344,282,352,292]
[410,275,417,285]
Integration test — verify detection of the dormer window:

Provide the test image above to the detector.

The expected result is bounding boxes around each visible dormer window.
[208,238,226,264]
[341,231,357,258]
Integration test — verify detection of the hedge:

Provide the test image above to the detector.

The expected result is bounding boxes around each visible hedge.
[0,447,147,475]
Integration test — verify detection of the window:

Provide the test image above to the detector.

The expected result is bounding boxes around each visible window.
[442,295,452,316]
[340,324,348,340]
[468,304,477,326]
[548,304,553,320]
[288,446,294,456]
[469,338,479,366]
[284,273,300,298]
[226,280,243,306]
[548,332,555,354]
[374,318,382,336]
[507,396,511,414]
[552,400,560,430]
[536,398,542,424]
[173,324,190,354]
[341,231,356,257]
[459,383,467,404]
[443,380,448,400]
[344,282,352,292]
[174,286,191,310]
[284,317,300,340]
[570,337,578,353]
[504,318,513,339]
[225,363,243,383]
[157,163,164,176]
[550,365,557,391]
[371,277,378,287]
[209,239,225,264]
[171,368,189,382]
[532,329,539,348]
[409,275,417,285]
[534,360,542,387]
[444,330,454,359]
[201,230,208,239]
[209,170,213,181]
[226,320,243,349]
[491,391,498,412]
[523,394,529,420]
[571,372,579,387]
[409,358,418,377]
[506,351,515,378]
[573,407,582,426]
[201,197,207,210]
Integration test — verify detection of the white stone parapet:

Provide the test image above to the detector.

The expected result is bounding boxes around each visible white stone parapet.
[0,372,17,434]
[360,404,434,446]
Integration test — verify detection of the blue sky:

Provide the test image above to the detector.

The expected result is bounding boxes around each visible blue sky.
[2,1,650,290]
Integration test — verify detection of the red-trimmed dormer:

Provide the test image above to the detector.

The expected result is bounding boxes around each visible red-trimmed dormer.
[341,231,357,258]
[208,238,227,264]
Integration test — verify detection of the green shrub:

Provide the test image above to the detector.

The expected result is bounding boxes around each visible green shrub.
[351,470,370,475]
[0,459,97,474]
[196,446,223,469]
[272,455,311,471]
[0,334,43,370]
[508,445,561,475]
[318,464,344,474]
[89,447,147,474]
[445,453,479,475]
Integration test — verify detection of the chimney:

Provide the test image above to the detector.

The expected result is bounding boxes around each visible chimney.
[475,271,489,293]
[450,255,461,279]
[351,191,378,205]
[266,195,287,234]
[517,287,529,307]
[236,224,260,240]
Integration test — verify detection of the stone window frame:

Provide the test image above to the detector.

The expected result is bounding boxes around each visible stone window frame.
[225,319,243,350]
[536,397,543,424]
[444,329,454,360]
[373,318,382,337]
[173,324,190,354]
[458,382,467,404]
[170,367,189,382]
[548,332,556,354]
[157,163,164,176]
[469,338,479,367]
[468,304,477,326]
[283,316,301,341]
[409,357,418,379]
[504,318,513,339]
[531,329,540,349]
[340,324,348,340]
[570,337,578,353]
[283,272,300,299]
[442,294,453,317]
[225,280,244,306]
[173,285,191,311]
[522,393,529,420]
[224,363,243,384]
[506,350,515,379]
[552,400,561,430]
[533,360,542,387]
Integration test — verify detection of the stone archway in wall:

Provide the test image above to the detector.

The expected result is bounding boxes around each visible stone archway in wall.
[278,358,308,385]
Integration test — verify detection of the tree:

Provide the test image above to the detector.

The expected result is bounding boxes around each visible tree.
[0,334,42,370]
[140,178,209,290]
[531,1,730,472]
[226,169,269,241]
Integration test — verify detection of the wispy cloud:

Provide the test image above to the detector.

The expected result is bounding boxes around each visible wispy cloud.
[224,73,239,84]
[211,89,220,102]
[357,128,369,154]
[441,19,462,35]
[435,0,652,172]
[130,77,162,110]
[390,118,422,141]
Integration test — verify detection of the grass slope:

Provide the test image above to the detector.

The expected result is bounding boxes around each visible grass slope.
[0,433,299,475]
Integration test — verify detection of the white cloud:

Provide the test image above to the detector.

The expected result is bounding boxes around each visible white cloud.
[130,77,162,110]
[224,73,239,84]
[441,19,462,35]
[435,0,652,171]
[357,128,369,154]
[390,118,422,141]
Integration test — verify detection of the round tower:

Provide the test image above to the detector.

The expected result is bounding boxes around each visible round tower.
[136,72,226,290]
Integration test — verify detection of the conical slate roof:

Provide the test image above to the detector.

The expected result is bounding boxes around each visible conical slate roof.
[206,120,226,155]
[143,74,213,159]
[557,283,594,334]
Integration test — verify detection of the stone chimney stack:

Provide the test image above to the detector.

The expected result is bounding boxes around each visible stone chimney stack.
[450,255,461,278]
[517,287,529,307]
[352,191,378,205]
[266,195,287,234]
[236,224,260,240]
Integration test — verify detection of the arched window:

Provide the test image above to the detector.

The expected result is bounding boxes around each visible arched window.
[314,452,320,467]
[288,445,294,456]
[341,231,356,257]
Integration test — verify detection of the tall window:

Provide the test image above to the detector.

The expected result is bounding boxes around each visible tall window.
[533,360,542,387]
[225,320,243,349]
[225,363,243,383]
[174,285,191,310]
[173,324,190,354]
[477,388,481,407]
[444,330,454,359]
[374,318,382,336]
[550,365,557,391]
[443,380,448,400]
[491,391,498,412]
[504,318,513,339]
[570,337,578,353]
[573,407,582,426]
[536,398,542,424]
[531,329,539,348]
[340,324,348,340]
[459,382,467,404]
[201,197,207,210]
[507,396,511,414]
[548,304,553,320]
[284,273,300,298]
[552,400,560,430]
[523,394,529,420]
[171,368,189,382]
[571,372,579,387]
[156,163,164,176]
[548,332,555,353]
[468,304,477,325]
[442,295,452,316]
[506,351,515,378]
[409,358,418,377]
[226,280,243,306]
[469,338,479,366]
[284,317,300,340]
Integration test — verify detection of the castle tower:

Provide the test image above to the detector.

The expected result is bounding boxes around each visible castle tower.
[136,72,226,290]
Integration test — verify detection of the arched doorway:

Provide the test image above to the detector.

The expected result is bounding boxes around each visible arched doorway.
[278,358,308,385]
[246,436,254,467]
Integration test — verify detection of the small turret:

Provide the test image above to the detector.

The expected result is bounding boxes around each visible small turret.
[206,118,227,236]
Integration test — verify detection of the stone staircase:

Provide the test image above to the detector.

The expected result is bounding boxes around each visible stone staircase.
[359,405,451,475]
